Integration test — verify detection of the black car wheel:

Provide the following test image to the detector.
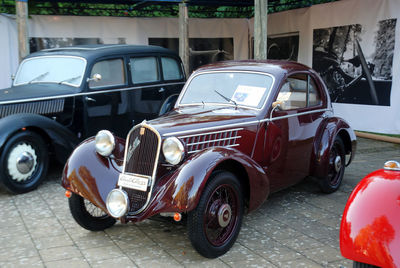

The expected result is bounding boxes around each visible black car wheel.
[188,171,244,258]
[69,193,116,231]
[319,136,346,193]
[353,261,378,268]
[0,131,48,194]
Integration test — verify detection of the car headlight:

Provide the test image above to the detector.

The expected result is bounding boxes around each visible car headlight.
[384,160,400,171]
[162,137,185,165]
[106,189,129,218]
[95,130,115,156]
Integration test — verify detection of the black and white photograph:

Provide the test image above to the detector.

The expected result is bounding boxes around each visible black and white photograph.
[312,19,396,106]
[267,33,299,61]
[149,37,233,73]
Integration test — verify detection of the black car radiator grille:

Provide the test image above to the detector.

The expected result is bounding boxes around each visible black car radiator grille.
[123,124,160,214]
[0,99,65,118]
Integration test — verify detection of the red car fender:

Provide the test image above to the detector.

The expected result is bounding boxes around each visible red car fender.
[311,117,356,178]
[340,169,400,268]
[61,137,125,212]
[143,147,270,217]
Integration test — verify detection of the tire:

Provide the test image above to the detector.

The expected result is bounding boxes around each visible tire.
[353,261,378,268]
[0,131,49,194]
[319,136,346,193]
[187,171,244,258]
[69,193,116,231]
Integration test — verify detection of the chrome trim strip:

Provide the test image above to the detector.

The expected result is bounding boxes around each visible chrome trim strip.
[179,128,243,139]
[186,136,241,146]
[176,70,276,111]
[120,121,162,215]
[0,81,186,105]
[260,108,332,122]
[188,144,239,154]
[13,55,87,88]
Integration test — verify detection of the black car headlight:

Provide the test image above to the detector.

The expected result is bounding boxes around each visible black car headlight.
[95,130,115,156]
[162,137,185,165]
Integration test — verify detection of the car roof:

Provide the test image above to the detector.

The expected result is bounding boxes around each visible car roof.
[25,44,179,61]
[194,60,313,77]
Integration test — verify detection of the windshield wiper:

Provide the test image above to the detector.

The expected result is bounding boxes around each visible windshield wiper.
[58,75,81,85]
[28,71,49,84]
[214,90,238,108]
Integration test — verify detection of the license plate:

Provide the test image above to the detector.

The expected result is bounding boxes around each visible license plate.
[118,173,149,192]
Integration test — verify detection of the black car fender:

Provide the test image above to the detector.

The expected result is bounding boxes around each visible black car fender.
[0,113,79,163]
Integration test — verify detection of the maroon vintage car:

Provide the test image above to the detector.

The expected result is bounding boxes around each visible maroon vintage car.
[62,60,356,258]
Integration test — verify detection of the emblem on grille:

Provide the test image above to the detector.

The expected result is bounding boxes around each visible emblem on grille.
[127,137,140,162]
[140,127,146,135]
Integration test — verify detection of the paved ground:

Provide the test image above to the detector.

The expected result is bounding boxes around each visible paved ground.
[0,137,399,268]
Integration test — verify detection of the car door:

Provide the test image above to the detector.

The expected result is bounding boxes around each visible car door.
[264,73,324,191]
[84,57,129,137]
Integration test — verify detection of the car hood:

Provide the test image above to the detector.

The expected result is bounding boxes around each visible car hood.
[0,84,79,104]
[148,106,260,137]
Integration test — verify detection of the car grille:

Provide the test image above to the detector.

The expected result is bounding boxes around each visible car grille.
[0,99,65,118]
[122,123,161,214]
[179,128,243,154]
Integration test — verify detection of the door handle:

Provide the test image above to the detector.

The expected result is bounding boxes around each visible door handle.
[85,96,96,103]
[158,87,165,93]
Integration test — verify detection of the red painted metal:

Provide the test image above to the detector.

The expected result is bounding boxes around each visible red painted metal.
[340,169,400,268]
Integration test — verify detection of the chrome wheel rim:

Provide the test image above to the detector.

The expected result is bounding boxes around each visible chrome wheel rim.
[7,143,38,182]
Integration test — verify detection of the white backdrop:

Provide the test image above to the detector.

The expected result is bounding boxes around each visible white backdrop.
[1,0,400,133]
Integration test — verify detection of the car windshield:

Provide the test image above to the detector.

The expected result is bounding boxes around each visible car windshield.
[14,56,86,87]
[179,72,274,109]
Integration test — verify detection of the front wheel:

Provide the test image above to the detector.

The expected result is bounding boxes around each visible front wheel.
[353,261,378,268]
[69,193,116,231]
[187,171,244,258]
[319,136,346,193]
[0,131,49,194]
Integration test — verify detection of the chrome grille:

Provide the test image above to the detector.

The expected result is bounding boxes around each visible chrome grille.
[0,99,65,118]
[122,123,161,214]
[180,128,242,154]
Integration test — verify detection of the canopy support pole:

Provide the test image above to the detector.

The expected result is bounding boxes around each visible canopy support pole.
[254,0,268,60]
[16,0,29,62]
[179,2,189,75]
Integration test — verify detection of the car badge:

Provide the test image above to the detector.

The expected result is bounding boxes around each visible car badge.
[140,127,146,136]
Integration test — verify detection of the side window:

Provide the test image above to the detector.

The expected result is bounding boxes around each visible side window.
[277,74,307,110]
[89,58,125,89]
[130,57,159,84]
[308,77,322,107]
[161,57,183,80]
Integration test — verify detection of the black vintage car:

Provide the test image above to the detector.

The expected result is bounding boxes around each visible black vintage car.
[0,44,185,194]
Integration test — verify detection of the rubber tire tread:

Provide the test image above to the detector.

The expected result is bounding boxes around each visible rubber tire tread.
[187,171,243,258]
[0,130,48,194]
[69,193,116,231]
[353,261,378,268]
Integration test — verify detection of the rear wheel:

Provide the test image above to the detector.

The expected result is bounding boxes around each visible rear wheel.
[69,193,116,231]
[187,171,244,258]
[0,131,48,194]
[353,261,378,268]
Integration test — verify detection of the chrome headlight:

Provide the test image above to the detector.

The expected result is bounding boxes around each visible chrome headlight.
[106,189,129,218]
[95,130,115,156]
[162,137,185,165]
[384,160,400,171]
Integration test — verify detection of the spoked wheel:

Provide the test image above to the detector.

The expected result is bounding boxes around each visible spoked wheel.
[0,131,48,194]
[188,171,243,258]
[69,193,116,231]
[319,136,346,193]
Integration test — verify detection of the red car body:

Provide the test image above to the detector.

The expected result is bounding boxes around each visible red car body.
[340,162,400,267]
[62,60,356,257]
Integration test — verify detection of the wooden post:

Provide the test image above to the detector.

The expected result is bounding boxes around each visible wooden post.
[16,0,29,62]
[254,0,268,60]
[179,2,189,76]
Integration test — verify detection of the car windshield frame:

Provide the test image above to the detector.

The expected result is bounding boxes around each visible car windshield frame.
[177,70,275,111]
[13,55,87,88]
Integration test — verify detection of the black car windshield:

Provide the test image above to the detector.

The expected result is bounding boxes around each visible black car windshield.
[14,56,86,87]
[179,71,274,109]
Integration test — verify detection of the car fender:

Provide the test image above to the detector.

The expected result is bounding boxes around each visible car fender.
[61,137,125,212]
[311,117,356,178]
[146,147,270,217]
[0,113,79,163]
[340,169,400,267]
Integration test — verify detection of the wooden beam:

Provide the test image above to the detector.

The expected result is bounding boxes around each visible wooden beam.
[254,0,268,60]
[16,0,30,62]
[179,2,189,76]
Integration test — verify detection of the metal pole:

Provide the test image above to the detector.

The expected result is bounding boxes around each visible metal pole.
[254,0,268,60]
[179,2,189,75]
[16,0,29,62]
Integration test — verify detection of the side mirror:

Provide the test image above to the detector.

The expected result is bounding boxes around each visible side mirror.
[86,73,102,83]
[270,100,284,120]
[11,74,15,81]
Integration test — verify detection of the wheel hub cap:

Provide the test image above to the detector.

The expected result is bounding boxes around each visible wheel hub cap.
[217,204,232,228]
[16,152,35,174]
[334,155,342,173]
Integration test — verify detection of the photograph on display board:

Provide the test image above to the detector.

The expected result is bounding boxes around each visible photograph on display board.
[29,37,127,53]
[312,19,396,106]
[149,38,233,73]
[249,33,299,61]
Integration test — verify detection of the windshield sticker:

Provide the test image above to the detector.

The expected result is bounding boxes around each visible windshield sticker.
[232,85,267,107]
